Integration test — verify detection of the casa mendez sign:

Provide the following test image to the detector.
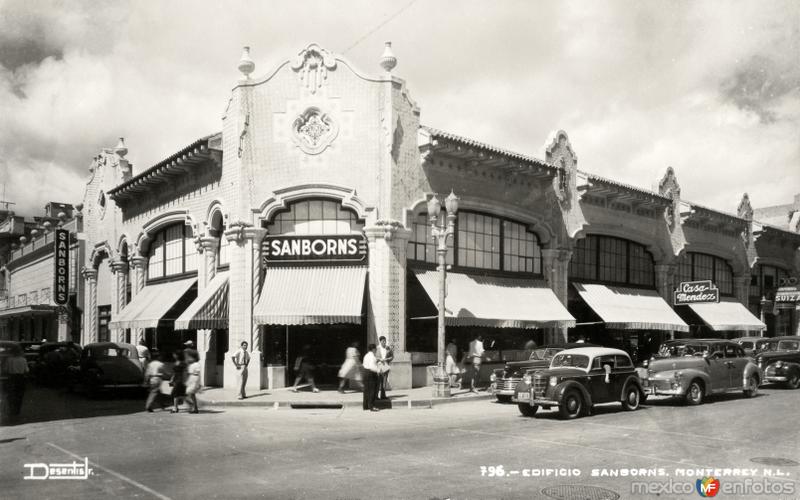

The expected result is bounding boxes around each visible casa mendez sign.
[53,229,70,305]
[674,280,720,306]
[262,234,367,264]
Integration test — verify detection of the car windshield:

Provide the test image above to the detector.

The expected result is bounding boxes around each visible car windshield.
[543,348,563,360]
[528,349,545,360]
[777,340,800,352]
[658,343,710,357]
[740,341,753,349]
[550,353,590,369]
[88,347,130,358]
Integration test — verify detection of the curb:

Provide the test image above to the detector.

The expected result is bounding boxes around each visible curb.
[198,393,494,410]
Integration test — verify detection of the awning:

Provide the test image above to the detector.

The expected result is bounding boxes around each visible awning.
[0,305,58,319]
[573,283,689,332]
[688,298,766,331]
[109,278,196,330]
[253,266,367,325]
[412,269,575,329]
[174,272,229,330]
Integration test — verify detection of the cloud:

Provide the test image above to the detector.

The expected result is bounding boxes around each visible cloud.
[0,0,797,220]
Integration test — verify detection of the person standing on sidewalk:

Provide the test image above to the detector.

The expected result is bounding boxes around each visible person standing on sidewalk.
[231,341,250,400]
[361,344,379,411]
[468,335,485,393]
[2,345,29,419]
[136,340,151,367]
[376,336,393,400]
[144,353,167,412]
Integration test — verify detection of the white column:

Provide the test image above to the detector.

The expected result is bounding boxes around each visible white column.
[110,260,128,343]
[197,236,218,387]
[128,256,147,344]
[81,268,98,344]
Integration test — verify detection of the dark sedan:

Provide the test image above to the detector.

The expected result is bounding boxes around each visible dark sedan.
[755,336,800,389]
[73,342,145,396]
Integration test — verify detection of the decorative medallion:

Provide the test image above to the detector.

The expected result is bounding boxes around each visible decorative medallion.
[291,44,337,95]
[545,132,576,210]
[291,107,339,155]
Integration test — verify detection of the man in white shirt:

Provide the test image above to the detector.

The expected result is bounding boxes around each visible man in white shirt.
[231,341,250,400]
[376,336,394,400]
[144,354,166,412]
[136,340,150,366]
[361,344,379,412]
[3,346,29,418]
[468,335,485,393]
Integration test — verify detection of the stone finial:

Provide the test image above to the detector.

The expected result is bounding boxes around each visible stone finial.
[115,137,128,158]
[737,192,753,220]
[380,42,397,73]
[238,46,255,79]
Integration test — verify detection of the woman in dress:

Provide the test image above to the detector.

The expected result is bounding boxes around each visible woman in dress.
[184,351,201,414]
[170,351,187,413]
[337,342,361,393]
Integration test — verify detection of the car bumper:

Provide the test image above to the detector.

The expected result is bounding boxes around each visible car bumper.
[532,398,560,406]
[642,380,684,396]
[764,376,788,383]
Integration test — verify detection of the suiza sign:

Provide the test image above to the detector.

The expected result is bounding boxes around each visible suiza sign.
[262,235,367,264]
[674,280,720,306]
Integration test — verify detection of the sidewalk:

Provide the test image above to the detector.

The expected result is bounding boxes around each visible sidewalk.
[197,384,495,409]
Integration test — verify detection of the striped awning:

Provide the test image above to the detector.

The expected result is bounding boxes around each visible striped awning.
[412,269,575,329]
[688,298,766,331]
[253,266,367,325]
[573,283,689,332]
[174,272,229,330]
[109,278,196,330]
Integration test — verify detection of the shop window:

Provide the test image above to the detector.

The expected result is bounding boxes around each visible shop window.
[98,305,111,342]
[146,223,197,281]
[267,199,362,236]
[569,235,655,287]
[673,253,734,296]
[407,210,541,275]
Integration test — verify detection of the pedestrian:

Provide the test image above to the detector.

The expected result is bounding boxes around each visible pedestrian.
[144,352,167,412]
[468,335,485,393]
[376,336,393,400]
[136,339,151,366]
[361,344,379,412]
[183,340,198,362]
[445,339,461,388]
[291,345,319,393]
[231,341,250,400]
[169,351,187,413]
[184,351,201,414]
[2,344,29,419]
[337,342,361,393]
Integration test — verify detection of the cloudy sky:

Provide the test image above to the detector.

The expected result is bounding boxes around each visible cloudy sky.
[0,0,797,217]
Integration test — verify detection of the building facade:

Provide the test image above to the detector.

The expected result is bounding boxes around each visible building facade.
[7,43,797,391]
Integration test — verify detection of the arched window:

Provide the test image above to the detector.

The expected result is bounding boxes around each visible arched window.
[673,252,734,296]
[569,235,655,287]
[209,211,229,268]
[407,210,542,274]
[266,199,363,236]
[146,223,197,280]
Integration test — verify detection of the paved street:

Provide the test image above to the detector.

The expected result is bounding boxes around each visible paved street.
[1,384,799,500]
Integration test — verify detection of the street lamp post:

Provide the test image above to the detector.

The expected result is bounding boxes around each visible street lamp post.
[428,191,459,397]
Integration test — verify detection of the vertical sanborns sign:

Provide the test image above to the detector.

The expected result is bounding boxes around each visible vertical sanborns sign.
[53,229,70,305]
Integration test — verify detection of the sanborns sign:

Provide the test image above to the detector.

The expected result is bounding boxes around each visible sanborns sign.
[262,235,367,264]
[53,229,70,305]
[674,280,719,306]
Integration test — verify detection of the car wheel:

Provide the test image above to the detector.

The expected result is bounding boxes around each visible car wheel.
[621,385,641,411]
[496,395,512,404]
[743,375,759,398]
[684,380,704,405]
[784,371,800,390]
[518,403,538,417]
[558,389,584,419]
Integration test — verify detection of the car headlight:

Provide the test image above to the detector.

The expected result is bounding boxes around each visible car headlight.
[549,376,558,387]
[490,373,497,382]
[522,374,532,385]
[775,361,784,368]
[642,359,649,368]
[673,371,683,381]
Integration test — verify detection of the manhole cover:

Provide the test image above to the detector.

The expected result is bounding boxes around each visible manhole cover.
[750,457,800,467]
[542,485,620,500]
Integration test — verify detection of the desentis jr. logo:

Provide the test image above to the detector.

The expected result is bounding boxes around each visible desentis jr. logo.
[696,476,721,497]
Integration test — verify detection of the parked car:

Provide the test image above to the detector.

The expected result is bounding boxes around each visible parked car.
[513,347,644,419]
[31,342,81,386]
[72,342,144,396]
[642,339,760,405]
[733,336,778,357]
[490,343,595,403]
[754,336,800,389]
[19,341,43,375]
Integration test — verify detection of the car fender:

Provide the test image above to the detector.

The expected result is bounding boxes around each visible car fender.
[617,375,643,400]
[742,363,762,387]
[554,380,592,407]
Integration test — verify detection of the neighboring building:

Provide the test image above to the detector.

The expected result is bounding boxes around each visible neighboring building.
[0,202,84,342]
[5,43,798,390]
[753,193,800,234]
